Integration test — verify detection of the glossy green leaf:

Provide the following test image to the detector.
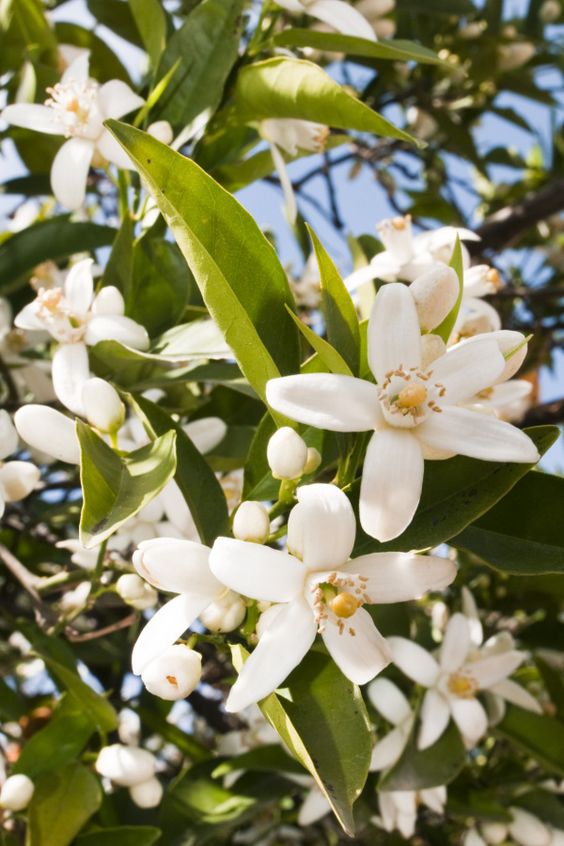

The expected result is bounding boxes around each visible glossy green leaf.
[272,30,447,66]
[128,0,166,68]
[495,704,564,776]
[27,763,102,846]
[231,646,372,836]
[0,679,26,720]
[42,657,118,733]
[212,745,304,778]
[286,306,353,376]
[155,0,244,126]
[535,655,564,719]
[452,470,564,575]
[130,394,229,545]
[86,0,142,46]
[231,57,416,145]
[130,228,191,336]
[379,720,466,791]
[106,121,300,412]
[354,426,558,555]
[76,828,162,846]
[434,236,464,343]
[77,420,177,547]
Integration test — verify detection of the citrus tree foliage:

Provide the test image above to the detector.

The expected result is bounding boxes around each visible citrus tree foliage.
[0,1,563,845]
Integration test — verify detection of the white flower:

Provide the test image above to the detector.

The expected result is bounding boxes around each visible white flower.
[275,0,377,40]
[267,283,539,541]
[199,591,247,632]
[466,807,556,846]
[140,644,202,700]
[233,501,271,544]
[95,743,162,808]
[116,573,158,610]
[378,785,446,839]
[209,483,455,712]
[82,377,125,433]
[368,678,414,770]
[0,774,34,811]
[14,405,81,465]
[498,42,536,72]
[453,264,504,340]
[355,0,395,37]
[129,777,163,808]
[467,379,533,423]
[266,426,308,480]
[388,610,538,750]
[2,54,144,209]
[0,411,40,519]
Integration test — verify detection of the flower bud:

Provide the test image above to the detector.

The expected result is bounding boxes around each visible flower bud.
[0,461,40,502]
[508,807,550,846]
[480,822,508,844]
[498,42,535,71]
[129,776,163,808]
[59,581,91,614]
[14,405,80,465]
[116,574,158,610]
[409,264,459,331]
[266,427,308,479]
[95,744,156,787]
[0,774,34,811]
[540,0,561,22]
[303,446,321,475]
[148,120,174,146]
[421,334,447,369]
[91,285,125,316]
[233,501,270,543]
[0,410,18,460]
[81,378,125,434]
[141,645,202,700]
[200,590,246,633]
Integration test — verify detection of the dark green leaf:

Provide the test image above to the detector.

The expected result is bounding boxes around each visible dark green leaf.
[0,679,26,720]
[76,827,162,846]
[379,720,466,791]
[272,30,447,66]
[27,763,102,846]
[42,657,117,733]
[286,306,353,376]
[212,745,305,778]
[496,705,564,776]
[128,0,167,68]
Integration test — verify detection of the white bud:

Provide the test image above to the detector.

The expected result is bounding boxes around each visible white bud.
[0,774,34,811]
[200,590,246,633]
[508,807,551,846]
[498,42,535,71]
[141,645,202,701]
[95,744,156,787]
[14,405,80,465]
[233,501,270,543]
[59,581,91,614]
[540,0,561,22]
[129,776,163,808]
[91,285,125,316]
[409,264,459,331]
[148,120,174,146]
[421,334,447,369]
[81,378,125,434]
[303,446,321,475]
[84,315,150,351]
[0,411,18,460]
[0,461,40,502]
[480,822,509,844]
[266,427,308,480]
[116,574,158,610]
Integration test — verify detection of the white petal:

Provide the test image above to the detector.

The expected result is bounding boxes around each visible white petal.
[158,481,199,540]
[270,142,297,224]
[387,636,440,687]
[14,405,80,464]
[133,538,221,596]
[98,80,144,119]
[344,551,456,604]
[367,677,412,726]
[92,286,125,316]
[0,411,18,460]
[14,302,45,332]
[226,598,317,712]
[287,483,356,570]
[210,537,304,603]
[440,613,471,673]
[131,593,210,674]
[488,678,542,713]
[298,787,331,826]
[450,696,488,747]
[96,128,134,170]
[464,831,488,846]
[61,53,90,84]
[50,137,93,210]
[1,103,64,135]
[370,726,408,771]
[485,380,532,410]
[367,282,421,384]
[64,259,94,315]
[321,608,391,684]
[52,342,90,415]
[307,0,377,40]
[266,374,381,433]
[461,586,483,647]
[431,339,505,404]
[0,461,40,502]
[184,417,227,454]
[508,807,551,846]
[420,785,447,814]
[416,406,540,464]
[378,791,398,832]
[417,688,451,750]
[85,315,150,349]
[359,429,424,542]
[467,650,525,690]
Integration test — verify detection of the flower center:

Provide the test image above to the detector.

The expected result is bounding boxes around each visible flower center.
[37,287,64,316]
[330,592,359,618]
[397,383,428,408]
[311,572,371,635]
[447,673,478,698]
[379,366,446,429]
[45,80,98,138]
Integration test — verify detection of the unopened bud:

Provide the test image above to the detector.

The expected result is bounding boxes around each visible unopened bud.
[267,427,308,480]
[233,501,270,543]
[0,411,18,460]
[95,744,156,787]
[148,120,174,146]
[200,590,246,633]
[498,42,535,71]
[409,264,459,331]
[82,378,125,434]
[303,447,321,474]
[0,461,40,502]
[129,776,163,808]
[481,822,508,844]
[421,334,447,368]
[91,285,125,316]
[14,405,80,465]
[59,581,91,614]
[540,0,561,22]
[0,774,34,811]
[508,807,550,846]
[141,645,202,700]
[116,574,157,610]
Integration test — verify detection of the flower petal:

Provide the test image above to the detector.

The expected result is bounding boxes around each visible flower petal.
[359,429,424,542]
[50,137,93,210]
[96,128,134,170]
[14,405,80,464]
[64,258,94,315]
[270,142,297,223]
[431,339,505,404]
[322,608,391,684]
[133,537,221,596]
[461,586,483,647]
[98,80,144,120]
[298,787,331,826]
[184,417,227,454]
[307,0,377,40]
[0,411,18,460]
[287,483,356,570]
[508,807,551,846]
[488,678,541,713]
[210,537,304,603]
[266,374,381,432]
[344,551,456,604]
[367,677,412,726]
[450,696,488,747]
[1,104,64,135]
[420,786,447,814]
[131,593,210,674]
[226,598,317,712]
[387,636,440,687]
[52,342,90,416]
[61,53,90,84]
[467,650,525,690]
[85,314,150,350]
[370,726,408,771]
[464,831,488,846]
[0,461,40,502]
[440,613,471,673]
[417,688,451,750]
[416,406,540,463]
[158,481,199,540]
[367,281,421,384]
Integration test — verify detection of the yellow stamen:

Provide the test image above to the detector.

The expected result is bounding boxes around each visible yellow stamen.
[330,592,359,619]
[447,673,476,698]
[486,268,502,289]
[397,383,427,408]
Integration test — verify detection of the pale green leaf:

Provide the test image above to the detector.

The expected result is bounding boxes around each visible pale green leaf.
[27,763,102,846]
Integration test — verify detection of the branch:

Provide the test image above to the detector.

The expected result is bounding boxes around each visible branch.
[522,397,564,427]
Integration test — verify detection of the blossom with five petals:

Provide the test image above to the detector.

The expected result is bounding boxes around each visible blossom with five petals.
[209,483,455,712]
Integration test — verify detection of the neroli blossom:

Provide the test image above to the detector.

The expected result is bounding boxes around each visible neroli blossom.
[1,53,144,209]
[267,282,539,541]
[209,483,455,712]
[274,0,377,41]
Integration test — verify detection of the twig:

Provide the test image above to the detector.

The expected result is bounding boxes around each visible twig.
[65,612,137,642]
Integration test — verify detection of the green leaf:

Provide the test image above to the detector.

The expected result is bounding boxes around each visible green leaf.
[354,426,559,555]
[513,790,564,830]
[86,0,142,46]
[76,827,162,846]
[128,0,166,68]
[272,30,447,66]
[77,420,177,547]
[230,646,372,836]
[155,0,244,127]
[54,22,131,83]
[0,679,26,721]
[433,236,464,343]
[379,720,466,791]
[286,306,353,376]
[495,705,564,776]
[309,227,360,375]
[452,471,564,575]
[212,745,305,779]
[130,228,191,336]
[0,218,115,293]
[231,57,416,146]
[106,122,300,412]
[26,763,102,846]
[535,655,564,719]
[130,394,229,546]
[42,657,117,733]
